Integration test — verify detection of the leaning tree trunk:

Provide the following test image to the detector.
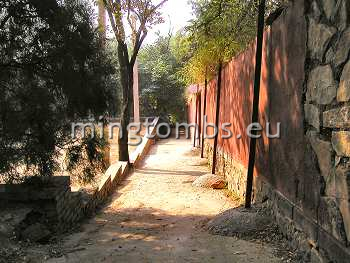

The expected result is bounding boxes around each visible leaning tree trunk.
[117,42,134,162]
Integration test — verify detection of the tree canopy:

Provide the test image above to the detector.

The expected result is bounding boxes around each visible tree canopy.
[138,33,187,123]
[182,0,286,85]
[0,0,115,181]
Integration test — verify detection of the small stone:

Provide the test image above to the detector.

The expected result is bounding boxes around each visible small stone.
[211,179,226,189]
[308,19,336,60]
[323,106,350,128]
[192,174,225,189]
[338,61,350,102]
[308,131,333,180]
[334,28,350,67]
[310,1,321,21]
[307,65,337,105]
[21,223,51,242]
[336,0,348,31]
[332,131,350,157]
[3,214,13,222]
[335,156,341,166]
[335,164,350,242]
[322,0,336,20]
[304,104,320,131]
[0,223,15,238]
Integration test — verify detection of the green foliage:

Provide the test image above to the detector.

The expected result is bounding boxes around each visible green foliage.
[105,40,123,117]
[182,0,286,85]
[66,130,108,185]
[181,0,258,84]
[138,34,186,123]
[0,0,115,182]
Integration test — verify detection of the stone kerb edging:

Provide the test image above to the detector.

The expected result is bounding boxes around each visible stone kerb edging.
[85,116,160,215]
[0,118,160,234]
[83,161,129,214]
[130,117,160,167]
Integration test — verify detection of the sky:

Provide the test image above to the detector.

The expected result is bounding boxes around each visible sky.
[145,0,194,43]
[95,0,194,45]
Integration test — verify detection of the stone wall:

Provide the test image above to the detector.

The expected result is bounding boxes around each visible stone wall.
[188,0,350,261]
[130,117,159,167]
[57,118,159,231]
[300,0,350,260]
[0,120,160,240]
[55,162,129,231]
[204,142,247,201]
[0,163,129,237]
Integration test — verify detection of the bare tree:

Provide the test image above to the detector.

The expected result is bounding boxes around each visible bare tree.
[102,0,167,162]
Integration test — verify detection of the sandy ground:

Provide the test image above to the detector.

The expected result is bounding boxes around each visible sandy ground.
[47,137,289,263]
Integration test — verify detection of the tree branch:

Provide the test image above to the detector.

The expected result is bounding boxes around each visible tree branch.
[0,13,11,30]
[102,0,120,39]
[150,0,168,14]
[130,30,147,66]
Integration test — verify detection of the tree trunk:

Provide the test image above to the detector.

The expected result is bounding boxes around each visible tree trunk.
[117,42,134,162]
[97,0,106,44]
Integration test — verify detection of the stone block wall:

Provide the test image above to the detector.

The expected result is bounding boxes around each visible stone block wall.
[204,142,247,201]
[55,162,128,231]
[0,120,160,237]
[56,188,85,231]
[130,117,159,167]
[0,176,73,234]
[190,1,350,261]
[55,119,158,231]
[301,0,350,260]
[0,163,129,234]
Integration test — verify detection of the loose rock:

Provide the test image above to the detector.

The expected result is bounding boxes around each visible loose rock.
[192,174,226,189]
[322,0,336,20]
[21,223,51,243]
[207,206,273,238]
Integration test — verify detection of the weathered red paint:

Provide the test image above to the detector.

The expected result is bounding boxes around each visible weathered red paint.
[187,0,309,209]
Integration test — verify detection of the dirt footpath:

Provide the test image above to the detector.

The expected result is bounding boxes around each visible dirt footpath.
[49,137,290,263]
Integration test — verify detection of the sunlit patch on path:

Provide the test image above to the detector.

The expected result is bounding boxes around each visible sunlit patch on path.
[49,137,287,263]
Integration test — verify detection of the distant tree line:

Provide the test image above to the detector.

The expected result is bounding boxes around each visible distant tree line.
[138,34,187,124]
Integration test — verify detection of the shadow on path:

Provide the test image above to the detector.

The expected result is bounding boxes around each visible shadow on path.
[47,137,289,263]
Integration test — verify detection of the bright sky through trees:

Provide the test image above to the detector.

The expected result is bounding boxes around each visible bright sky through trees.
[148,0,194,43]
[94,0,193,44]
